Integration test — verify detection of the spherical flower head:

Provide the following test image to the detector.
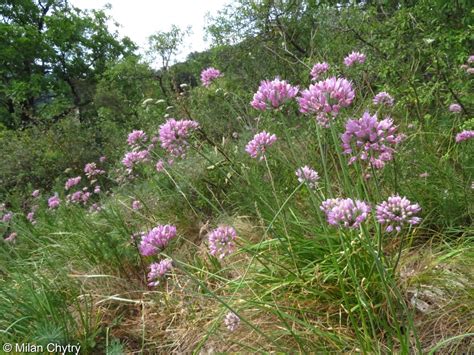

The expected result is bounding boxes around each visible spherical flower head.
[208,226,237,259]
[99,156,106,163]
[1,211,13,223]
[147,259,173,287]
[449,103,462,113]
[310,62,330,80]
[373,92,394,107]
[321,198,370,228]
[139,224,177,256]
[122,150,149,169]
[467,68,474,74]
[5,232,17,242]
[89,203,101,213]
[65,176,82,190]
[32,189,40,198]
[376,195,421,233]
[296,166,320,189]
[245,131,277,160]
[84,162,105,178]
[158,119,200,158]
[155,159,165,172]
[132,200,142,210]
[127,130,147,147]
[224,311,240,332]
[298,77,355,127]
[455,130,474,143]
[201,67,222,87]
[94,185,101,194]
[344,51,366,67]
[68,191,84,204]
[48,194,61,209]
[27,211,36,224]
[468,55,474,64]
[250,77,299,111]
[341,111,404,169]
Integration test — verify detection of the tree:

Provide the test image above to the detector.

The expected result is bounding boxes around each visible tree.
[0,0,136,129]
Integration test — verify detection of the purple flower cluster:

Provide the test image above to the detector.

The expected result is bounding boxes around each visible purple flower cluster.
[32,189,40,198]
[224,311,240,332]
[48,194,61,209]
[65,176,81,190]
[341,112,404,169]
[376,195,421,232]
[147,259,173,287]
[131,200,142,210]
[449,103,462,113]
[201,67,222,87]
[208,226,237,259]
[139,224,177,256]
[373,92,394,107]
[320,198,371,228]
[296,166,319,189]
[84,162,105,179]
[298,77,355,127]
[344,51,366,67]
[122,150,149,170]
[1,211,13,223]
[310,62,330,80]
[455,130,474,143]
[250,78,299,111]
[245,131,277,160]
[67,190,91,205]
[158,119,199,158]
[127,130,147,147]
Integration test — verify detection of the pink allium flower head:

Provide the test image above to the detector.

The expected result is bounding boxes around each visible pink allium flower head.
[122,150,149,169]
[99,156,106,163]
[32,189,40,198]
[224,311,240,332]
[468,55,474,64]
[84,162,105,179]
[65,176,81,190]
[449,103,462,113]
[344,51,366,67]
[89,203,101,213]
[147,259,173,287]
[467,68,474,74]
[27,211,36,224]
[127,130,147,147]
[455,130,474,143]
[48,194,60,209]
[245,131,277,160]
[250,78,299,110]
[341,112,404,169]
[201,67,222,87]
[376,195,421,233]
[155,159,165,172]
[2,211,13,223]
[5,232,17,242]
[158,119,200,158]
[139,224,177,256]
[298,77,355,127]
[68,191,84,204]
[296,166,320,189]
[94,185,101,194]
[132,200,142,210]
[208,226,237,259]
[373,92,394,107]
[320,198,371,228]
[310,62,330,80]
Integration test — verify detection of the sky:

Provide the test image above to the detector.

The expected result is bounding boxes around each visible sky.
[69,0,229,62]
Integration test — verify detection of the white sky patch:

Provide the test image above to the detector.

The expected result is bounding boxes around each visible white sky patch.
[69,0,229,63]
